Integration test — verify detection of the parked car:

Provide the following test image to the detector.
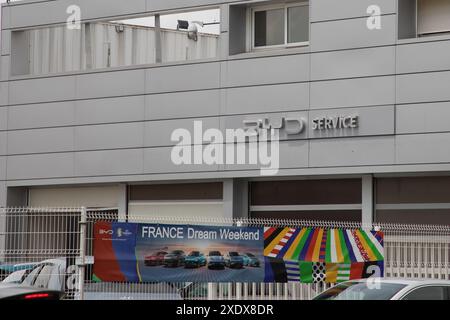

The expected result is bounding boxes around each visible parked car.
[0,286,64,300]
[225,252,244,269]
[163,250,186,268]
[241,253,261,267]
[0,263,36,282]
[184,251,207,268]
[144,251,168,266]
[314,278,450,300]
[207,251,226,270]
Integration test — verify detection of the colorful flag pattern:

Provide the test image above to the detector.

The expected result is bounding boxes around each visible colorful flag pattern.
[264,227,384,284]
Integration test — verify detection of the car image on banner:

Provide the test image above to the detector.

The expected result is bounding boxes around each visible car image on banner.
[93,222,384,284]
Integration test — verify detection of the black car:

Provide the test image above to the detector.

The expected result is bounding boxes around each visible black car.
[163,250,186,267]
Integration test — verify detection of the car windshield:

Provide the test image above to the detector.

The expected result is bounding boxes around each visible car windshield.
[246,253,255,258]
[229,252,239,256]
[314,282,408,300]
[209,252,221,256]
[171,251,183,255]
[189,252,200,257]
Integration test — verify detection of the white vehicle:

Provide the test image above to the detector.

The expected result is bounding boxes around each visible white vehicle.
[1,258,182,300]
[314,278,450,300]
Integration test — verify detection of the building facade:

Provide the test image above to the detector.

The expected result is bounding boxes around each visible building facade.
[1,0,450,226]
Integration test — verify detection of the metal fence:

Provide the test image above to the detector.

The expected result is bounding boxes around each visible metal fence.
[1,207,449,300]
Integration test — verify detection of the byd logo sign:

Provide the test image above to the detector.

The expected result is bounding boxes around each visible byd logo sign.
[243,117,305,136]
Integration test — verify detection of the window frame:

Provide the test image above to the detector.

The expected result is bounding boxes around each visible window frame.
[250,2,310,51]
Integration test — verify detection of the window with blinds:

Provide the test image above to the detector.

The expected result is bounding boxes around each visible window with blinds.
[418,0,450,36]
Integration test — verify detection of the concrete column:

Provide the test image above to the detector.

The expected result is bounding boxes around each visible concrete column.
[223,179,249,220]
[117,183,127,222]
[223,179,234,220]
[0,183,6,262]
[362,175,374,228]
[218,4,230,59]
[0,182,6,207]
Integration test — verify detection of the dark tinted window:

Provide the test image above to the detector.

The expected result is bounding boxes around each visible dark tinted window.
[403,286,448,300]
[209,251,221,256]
[314,282,407,300]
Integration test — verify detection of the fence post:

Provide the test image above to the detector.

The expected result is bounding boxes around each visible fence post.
[78,207,87,300]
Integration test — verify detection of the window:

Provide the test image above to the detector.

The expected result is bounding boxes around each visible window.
[418,0,450,36]
[252,2,309,49]
[10,8,220,76]
[250,179,362,221]
[375,177,450,225]
[398,0,450,39]
[402,286,449,300]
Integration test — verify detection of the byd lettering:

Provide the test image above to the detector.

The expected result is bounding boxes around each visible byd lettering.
[243,117,305,135]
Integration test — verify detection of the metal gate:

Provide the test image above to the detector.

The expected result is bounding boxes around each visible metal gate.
[1,207,449,300]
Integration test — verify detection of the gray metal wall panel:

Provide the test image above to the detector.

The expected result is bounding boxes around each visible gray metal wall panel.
[224,83,309,114]
[0,182,6,206]
[0,82,8,106]
[76,70,146,99]
[0,157,6,181]
[397,102,450,134]
[1,29,11,56]
[311,46,395,80]
[310,76,395,109]
[0,56,10,81]
[0,132,6,156]
[310,15,396,52]
[7,153,74,180]
[146,63,221,93]
[74,149,144,176]
[144,146,219,173]
[310,0,396,22]
[5,0,239,29]
[397,71,450,104]
[144,117,220,147]
[7,127,74,154]
[397,40,450,73]
[7,102,75,130]
[309,106,395,138]
[0,108,7,131]
[74,122,144,151]
[145,90,221,120]
[223,140,309,171]
[75,96,145,125]
[224,54,310,87]
[8,0,147,29]
[310,136,395,167]
[397,133,450,164]
[9,76,76,105]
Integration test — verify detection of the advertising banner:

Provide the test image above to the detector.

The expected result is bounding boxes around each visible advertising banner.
[264,227,384,283]
[93,222,384,283]
[93,222,265,283]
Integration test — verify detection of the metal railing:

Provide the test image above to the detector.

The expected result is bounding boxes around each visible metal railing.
[1,207,449,300]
